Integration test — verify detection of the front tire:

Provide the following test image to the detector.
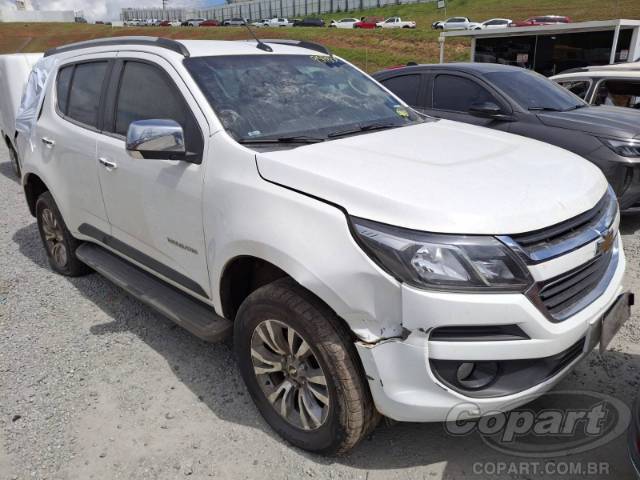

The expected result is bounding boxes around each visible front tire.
[35,192,90,276]
[234,279,379,455]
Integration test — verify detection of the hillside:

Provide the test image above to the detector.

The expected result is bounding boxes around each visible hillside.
[0,0,639,72]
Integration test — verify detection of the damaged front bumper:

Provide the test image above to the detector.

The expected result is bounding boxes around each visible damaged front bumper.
[355,239,627,422]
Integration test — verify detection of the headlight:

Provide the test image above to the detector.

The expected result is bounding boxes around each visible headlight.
[352,218,533,292]
[600,137,640,158]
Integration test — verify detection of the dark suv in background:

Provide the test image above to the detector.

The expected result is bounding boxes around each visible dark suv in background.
[374,63,640,211]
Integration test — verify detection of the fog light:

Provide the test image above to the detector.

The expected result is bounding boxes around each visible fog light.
[455,361,498,390]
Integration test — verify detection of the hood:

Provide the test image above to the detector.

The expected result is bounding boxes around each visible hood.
[537,106,640,139]
[256,120,607,235]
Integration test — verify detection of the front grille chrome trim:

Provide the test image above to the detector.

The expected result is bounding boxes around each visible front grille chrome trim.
[498,187,618,265]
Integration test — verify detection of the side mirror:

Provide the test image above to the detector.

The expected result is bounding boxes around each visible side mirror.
[126,119,186,160]
[468,102,506,119]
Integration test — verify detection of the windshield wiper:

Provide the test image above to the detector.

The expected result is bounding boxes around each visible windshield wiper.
[563,104,588,111]
[327,122,401,139]
[528,106,563,112]
[238,135,325,144]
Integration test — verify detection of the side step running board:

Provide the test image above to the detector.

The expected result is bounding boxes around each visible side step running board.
[76,243,232,342]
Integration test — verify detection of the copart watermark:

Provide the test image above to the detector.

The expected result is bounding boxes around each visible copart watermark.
[444,390,631,458]
[472,461,610,476]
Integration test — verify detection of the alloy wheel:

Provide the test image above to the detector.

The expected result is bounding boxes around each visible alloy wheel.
[250,319,330,430]
[41,208,67,267]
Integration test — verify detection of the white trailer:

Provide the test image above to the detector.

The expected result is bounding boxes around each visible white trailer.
[0,53,42,176]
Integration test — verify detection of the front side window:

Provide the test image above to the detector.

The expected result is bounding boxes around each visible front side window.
[65,61,108,128]
[557,80,591,99]
[594,80,640,108]
[114,61,203,155]
[433,74,496,112]
[184,54,422,142]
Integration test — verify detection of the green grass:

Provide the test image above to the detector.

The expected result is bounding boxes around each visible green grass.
[0,0,638,73]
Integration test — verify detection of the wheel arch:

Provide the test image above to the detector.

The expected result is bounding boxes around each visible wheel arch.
[23,173,50,217]
[218,253,360,345]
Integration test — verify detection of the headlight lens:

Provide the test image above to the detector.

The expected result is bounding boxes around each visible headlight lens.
[600,137,640,157]
[352,218,533,292]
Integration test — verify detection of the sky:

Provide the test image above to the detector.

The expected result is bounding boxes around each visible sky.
[0,0,225,20]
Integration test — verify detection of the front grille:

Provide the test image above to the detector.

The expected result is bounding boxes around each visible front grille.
[537,249,613,321]
[507,191,613,264]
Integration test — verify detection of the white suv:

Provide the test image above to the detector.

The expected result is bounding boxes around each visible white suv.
[18,37,631,454]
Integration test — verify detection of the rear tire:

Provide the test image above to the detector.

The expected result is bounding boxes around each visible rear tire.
[234,278,379,455]
[8,141,20,177]
[35,192,91,277]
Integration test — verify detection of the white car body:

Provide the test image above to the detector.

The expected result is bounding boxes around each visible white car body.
[330,18,359,28]
[13,39,627,440]
[441,16,472,31]
[376,17,416,29]
[470,18,512,30]
[262,17,291,27]
[551,68,640,107]
[223,18,247,26]
[184,18,206,26]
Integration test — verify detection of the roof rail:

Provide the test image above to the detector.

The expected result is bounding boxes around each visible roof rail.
[44,36,190,58]
[260,39,331,55]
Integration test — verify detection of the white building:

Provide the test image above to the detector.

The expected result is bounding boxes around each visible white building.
[0,9,75,22]
[439,19,640,76]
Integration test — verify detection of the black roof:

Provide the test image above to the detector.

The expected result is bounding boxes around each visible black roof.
[373,62,529,77]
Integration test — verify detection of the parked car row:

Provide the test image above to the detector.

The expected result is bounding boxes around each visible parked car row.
[330,16,415,28]
[432,15,571,31]
[123,16,417,29]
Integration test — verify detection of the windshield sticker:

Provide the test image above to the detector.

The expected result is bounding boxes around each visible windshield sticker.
[310,55,340,65]
[247,130,262,137]
[395,106,410,119]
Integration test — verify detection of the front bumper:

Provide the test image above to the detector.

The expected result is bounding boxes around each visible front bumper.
[356,237,627,422]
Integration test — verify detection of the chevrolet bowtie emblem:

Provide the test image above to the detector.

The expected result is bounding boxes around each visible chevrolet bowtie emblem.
[596,229,615,256]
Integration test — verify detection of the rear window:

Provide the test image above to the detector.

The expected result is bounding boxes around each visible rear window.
[62,62,108,128]
[56,66,73,114]
[557,80,591,99]
[382,74,421,106]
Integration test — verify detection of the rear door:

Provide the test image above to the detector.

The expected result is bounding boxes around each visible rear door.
[94,53,212,300]
[422,72,513,130]
[34,55,112,234]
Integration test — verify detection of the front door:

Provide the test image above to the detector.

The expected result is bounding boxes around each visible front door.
[95,54,211,300]
[423,73,512,131]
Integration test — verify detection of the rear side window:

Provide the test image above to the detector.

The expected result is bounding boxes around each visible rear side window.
[557,80,591,99]
[381,74,421,106]
[114,61,203,155]
[56,66,73,114]
[65,62,108,128]
[433,74,495,112]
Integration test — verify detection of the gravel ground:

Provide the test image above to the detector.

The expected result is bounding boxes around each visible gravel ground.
[2,140,640,480]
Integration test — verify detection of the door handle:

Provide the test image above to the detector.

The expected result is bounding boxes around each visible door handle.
[98,157,117,170]
[41,137,55,147]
